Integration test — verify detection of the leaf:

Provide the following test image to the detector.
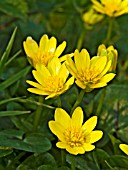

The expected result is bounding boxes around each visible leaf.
[0,147,13,157]
[0,66,31,91]
[0,131,51,152]
[0,110,31,117]
[0,27,17,73]
[17,152,56,170]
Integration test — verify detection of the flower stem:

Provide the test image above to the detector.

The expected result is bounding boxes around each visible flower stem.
[57,96,61,108]
[70,89,85,116]
[105,17,113,45]
[77,29,85,51]
[71,155,76,170]
[32,96,44,132]
[95,88,106,116]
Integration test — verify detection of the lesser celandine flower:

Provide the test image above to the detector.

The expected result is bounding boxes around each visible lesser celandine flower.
[91,0,128,17]
[119,144,128,155]
[66,49,116,91]
[26,57,74,100]
[49,107,103,155]
[23,34,67,68]
[83,8,104,28]
[97,44,118,72]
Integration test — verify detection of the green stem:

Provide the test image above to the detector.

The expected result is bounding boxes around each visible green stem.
[57,96,61,108]
[76,29,86,50]
[70,89,85,116]
[95,88,106,116]
[71,155,76,170]
[105,17,113,45]
[61,150,66,166]
[32,96,44,132]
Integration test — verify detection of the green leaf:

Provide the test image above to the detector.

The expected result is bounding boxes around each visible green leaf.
[0,66,31,91]
[0,27,17,73]
[106,155,128,169]
[0,131,51,153]
[0,97,25,105]
[0,147,13,157]
[0,111,31,117]
[17,153,56,170]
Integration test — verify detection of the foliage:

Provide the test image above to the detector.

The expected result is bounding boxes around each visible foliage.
[0,0,128,169]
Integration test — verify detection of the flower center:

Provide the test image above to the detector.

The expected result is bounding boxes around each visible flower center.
[35,52,53,66]
[44,76,64,92]
[104,2,120,16]
[64,127,89,147]
[77,68,101,84]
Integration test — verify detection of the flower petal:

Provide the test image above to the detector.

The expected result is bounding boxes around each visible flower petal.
[47,57,61,76]
[89,82,107,88]
[66,56,77,77]
[54,41,66,57]
[23,37,38,59]
[58,63,69,83]
[82,116,97,133]
[39,34,49,52]
[55,108,71,129]
[27,88,49,95]
[119,144,128,155]
[32,64,51,86]
[49,121,65,142]
[26,80,44,89]
[74,49,90,72]
[75,79,86,89]
[99,73,116,83]
[90,130,103,143]
[48,36,57,53]
[83,143,95,151]
[71,107,83,128]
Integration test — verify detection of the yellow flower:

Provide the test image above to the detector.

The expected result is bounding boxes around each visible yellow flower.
[119,144,128,155]
[91,0,128,17]
[23,34,67,68]
[26,57,74,100]
[66,49,116,91]
[97,44,118,72]
[49,107,103,155]
[83,8,104,27]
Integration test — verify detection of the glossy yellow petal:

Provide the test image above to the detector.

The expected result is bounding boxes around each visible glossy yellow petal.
[83,143,95,151]
[48,121,65,142]
[32,66,50,86]
[26,80,44,89]
[27,88,49,95]
[55,108,71,129]
[23,37,38,59]
[63,76,74,91]
[65,145,84,155]
[90,130,103,143]
[66,56,77,77]
[71,107,83,128]
[48,36,57,53]
[45,93,58,100]
[59,53,74,62]
[54,41,66,58]
[119,144,128,155]
[82,116,97,133]
[89,82,107,88]
[91,0,105,14]
[56,142,68,149]
[47,57,61,76]
[39,34,49,52]
[75,79,86,89]
[100,73,116,83]
[90,56,107,77]
[58,63,69,83]
[74,49,90,72]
